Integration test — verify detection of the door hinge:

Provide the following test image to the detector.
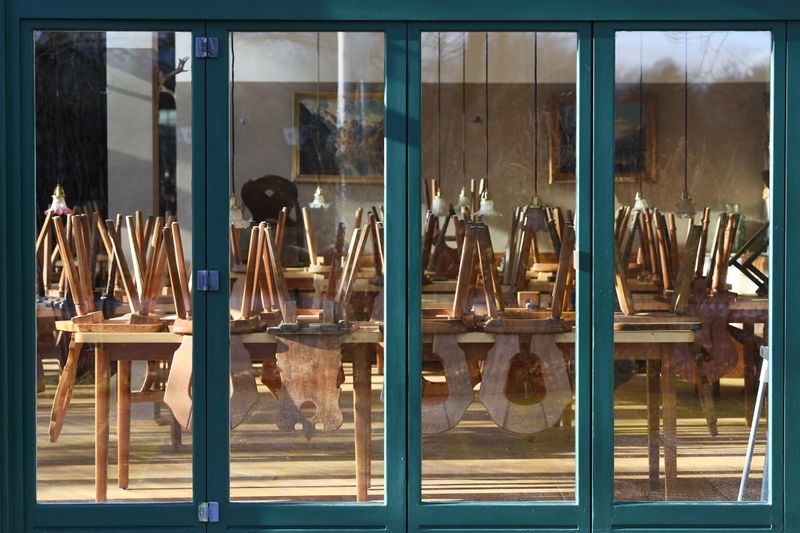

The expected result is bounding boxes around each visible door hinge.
[194,37,219,58]
[196,270,220,292]
[198,501,219,523]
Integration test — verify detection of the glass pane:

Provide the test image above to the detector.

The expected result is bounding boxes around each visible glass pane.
[228,31,386,502]
[612,31,771,501]
[419,31,578,502]
[35,31,194,502]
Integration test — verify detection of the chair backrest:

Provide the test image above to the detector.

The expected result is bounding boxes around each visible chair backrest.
[241,175,300,224]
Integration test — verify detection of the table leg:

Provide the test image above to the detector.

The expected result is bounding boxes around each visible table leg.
[117,359,131,489]
[366,345,375,487]
[352,344,371,502]
[646,359,661,491]
[170,415,182,448]
[743,322,756,426]
[95,345,110,502]
[660,344,677,500]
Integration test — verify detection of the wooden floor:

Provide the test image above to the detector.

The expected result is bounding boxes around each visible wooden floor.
[36,362,766,503]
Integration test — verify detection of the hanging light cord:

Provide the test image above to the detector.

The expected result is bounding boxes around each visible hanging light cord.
[437,32,443,184]
[638,31,644,196]
[230,34,236,195]
[533,32,539,196]
[683,31,689,194]
[461,32,467,191]
[484,31,490,191]
[316,32,322,185]
[54,43,62,186]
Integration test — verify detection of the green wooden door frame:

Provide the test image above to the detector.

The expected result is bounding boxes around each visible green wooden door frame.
[1,2,798,532]
[405,21,592,532]
[6,17,210,533]
[200,21,408,533]
[592,21,786,533]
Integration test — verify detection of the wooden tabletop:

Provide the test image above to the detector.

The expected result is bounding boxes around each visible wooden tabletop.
[68,328,692,344]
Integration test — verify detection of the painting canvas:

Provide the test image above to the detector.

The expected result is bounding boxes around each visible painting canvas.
[292,92,384,184]
[549,92,656,183]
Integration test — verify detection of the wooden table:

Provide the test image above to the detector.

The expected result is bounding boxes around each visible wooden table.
[62,327,692,502]
[631,294,769,423]
[423,329,693,499]
[66,328,382,503]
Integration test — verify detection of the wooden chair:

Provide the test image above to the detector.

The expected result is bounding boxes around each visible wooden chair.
[48,213,165,442]
[164,221,260,431]
[241,175,304,265]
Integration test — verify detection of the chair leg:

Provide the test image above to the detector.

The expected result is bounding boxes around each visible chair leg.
[691,340,718,437]
[49,341,83,442]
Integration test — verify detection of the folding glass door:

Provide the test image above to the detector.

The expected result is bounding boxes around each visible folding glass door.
[592,22,784,531]
[14,16,789,533]
[406,22,592,531]
[201,22,408,532]
[22,21,208,531]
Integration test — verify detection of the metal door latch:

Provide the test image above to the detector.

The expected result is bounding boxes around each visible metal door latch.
[196,270,220,292]
[198,501,219,522]
[195,37,219,58]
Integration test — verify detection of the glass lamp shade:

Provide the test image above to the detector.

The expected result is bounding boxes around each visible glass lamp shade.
[430,190,448,217]
[44,184,74,215]
[308,186,330,209]
[229,193,252,229]
[456,187,470,208]
[474,191,501,217]
[675,190,697,219]
[632,191,649,212]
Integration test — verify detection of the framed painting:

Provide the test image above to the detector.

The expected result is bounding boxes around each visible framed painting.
[549,91,656,183]
[292,91,385,184]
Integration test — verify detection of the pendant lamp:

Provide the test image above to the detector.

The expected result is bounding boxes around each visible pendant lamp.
[309,32,330,209]
[675,31,696,219]
[229,34,252,228]
[473,32,500,218]
[631,32,648,214]
[44,184,74,215]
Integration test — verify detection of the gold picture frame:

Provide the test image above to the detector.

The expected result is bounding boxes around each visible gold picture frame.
[292,91,385,184]
[549,91,657,183]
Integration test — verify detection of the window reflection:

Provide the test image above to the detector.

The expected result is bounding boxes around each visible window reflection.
[612,30,771,502]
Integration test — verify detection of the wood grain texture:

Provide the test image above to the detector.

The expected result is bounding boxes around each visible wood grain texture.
[421,333,474,434]
[480,334,571,434]
[275,334,344,437]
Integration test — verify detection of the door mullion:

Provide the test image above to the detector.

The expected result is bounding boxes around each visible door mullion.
[203,23,232,529]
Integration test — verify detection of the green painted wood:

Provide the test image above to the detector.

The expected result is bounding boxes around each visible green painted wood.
[575,24,593,533]
[405,23,422,533]
[612,503,772,527]
[785,23,800,533]
[0,0,10,531]
[596,529,774,533]
[204,24,231,530]
[767,22,787,530]
[411,502,583,529]
[191,21,210,525]
[6,0,800,22]
[217,504,386,528]
[28,505,201,529]
[384,22,410,533]
[19,18,38,533]
[591,21,617,533]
